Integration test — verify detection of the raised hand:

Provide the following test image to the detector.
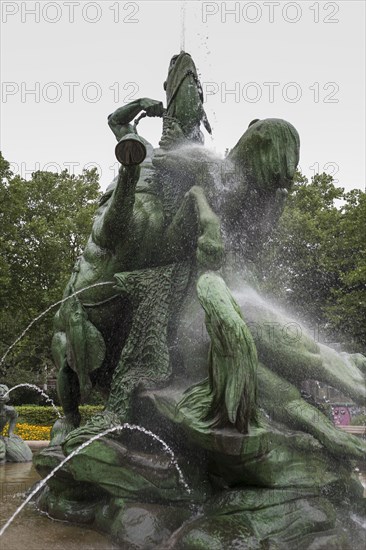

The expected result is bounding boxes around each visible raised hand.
[140,98,165,117]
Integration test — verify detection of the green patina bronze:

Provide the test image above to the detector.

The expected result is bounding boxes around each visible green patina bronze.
[0,384,32,462]
[33,52,366,549]
[177,273,259,434]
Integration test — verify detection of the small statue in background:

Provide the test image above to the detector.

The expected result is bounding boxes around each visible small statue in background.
[0,384,32,463]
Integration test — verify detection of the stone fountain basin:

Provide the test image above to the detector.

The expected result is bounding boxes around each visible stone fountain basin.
[31,385,365,549]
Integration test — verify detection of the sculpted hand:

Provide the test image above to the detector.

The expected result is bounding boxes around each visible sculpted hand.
[140,98,164,117]
[196,228,224,270]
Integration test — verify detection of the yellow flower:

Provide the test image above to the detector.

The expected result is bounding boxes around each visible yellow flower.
[1,423,51,441]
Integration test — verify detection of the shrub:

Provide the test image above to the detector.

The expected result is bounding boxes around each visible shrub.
[14,405,104,425]
[350,414,366,426]
[1,405,105,440]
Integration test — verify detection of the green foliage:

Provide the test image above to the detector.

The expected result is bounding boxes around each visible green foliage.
[261,171,366,353]
[15,405,104,426]
[324,190,366,351]
[350,414,366,426]
[0,152,102,390]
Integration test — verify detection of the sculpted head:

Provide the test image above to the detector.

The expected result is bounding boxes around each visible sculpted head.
[221,119,300,262]
[228,118,300,192]
[162,51,211,144]
[163,52,199,100]
[0,384,10,403]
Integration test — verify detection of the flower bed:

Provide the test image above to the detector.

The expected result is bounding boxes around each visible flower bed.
[16,423,52,440]
[2,423,52,441]
[1,405,104,441]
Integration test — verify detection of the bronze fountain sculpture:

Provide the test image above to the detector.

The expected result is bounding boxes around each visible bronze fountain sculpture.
[33,52,366,549]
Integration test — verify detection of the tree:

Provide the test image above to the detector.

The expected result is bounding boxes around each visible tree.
[325,189,366,351]
[260,172,366,353]
[0,152,102,399]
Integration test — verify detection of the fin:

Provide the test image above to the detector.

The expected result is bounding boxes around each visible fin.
[202,110,212,134]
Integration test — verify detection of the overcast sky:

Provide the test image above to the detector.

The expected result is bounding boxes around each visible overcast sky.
[1,0,365,192]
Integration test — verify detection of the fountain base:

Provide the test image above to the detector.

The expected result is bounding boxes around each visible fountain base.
[33,387,365,549]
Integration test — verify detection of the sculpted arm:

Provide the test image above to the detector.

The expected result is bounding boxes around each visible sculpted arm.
[92,99,164,250]
[91,164,141,251]
[164,185,224,269]
[258,363,365,460]
[6,406,17,436]
[108,98,164,141]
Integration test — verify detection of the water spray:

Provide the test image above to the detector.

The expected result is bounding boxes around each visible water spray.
[0,423,191,538]
[0,282,115,366]
[4,384,61,418]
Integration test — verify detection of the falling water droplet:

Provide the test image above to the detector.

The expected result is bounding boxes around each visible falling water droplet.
[180,1,187,51]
